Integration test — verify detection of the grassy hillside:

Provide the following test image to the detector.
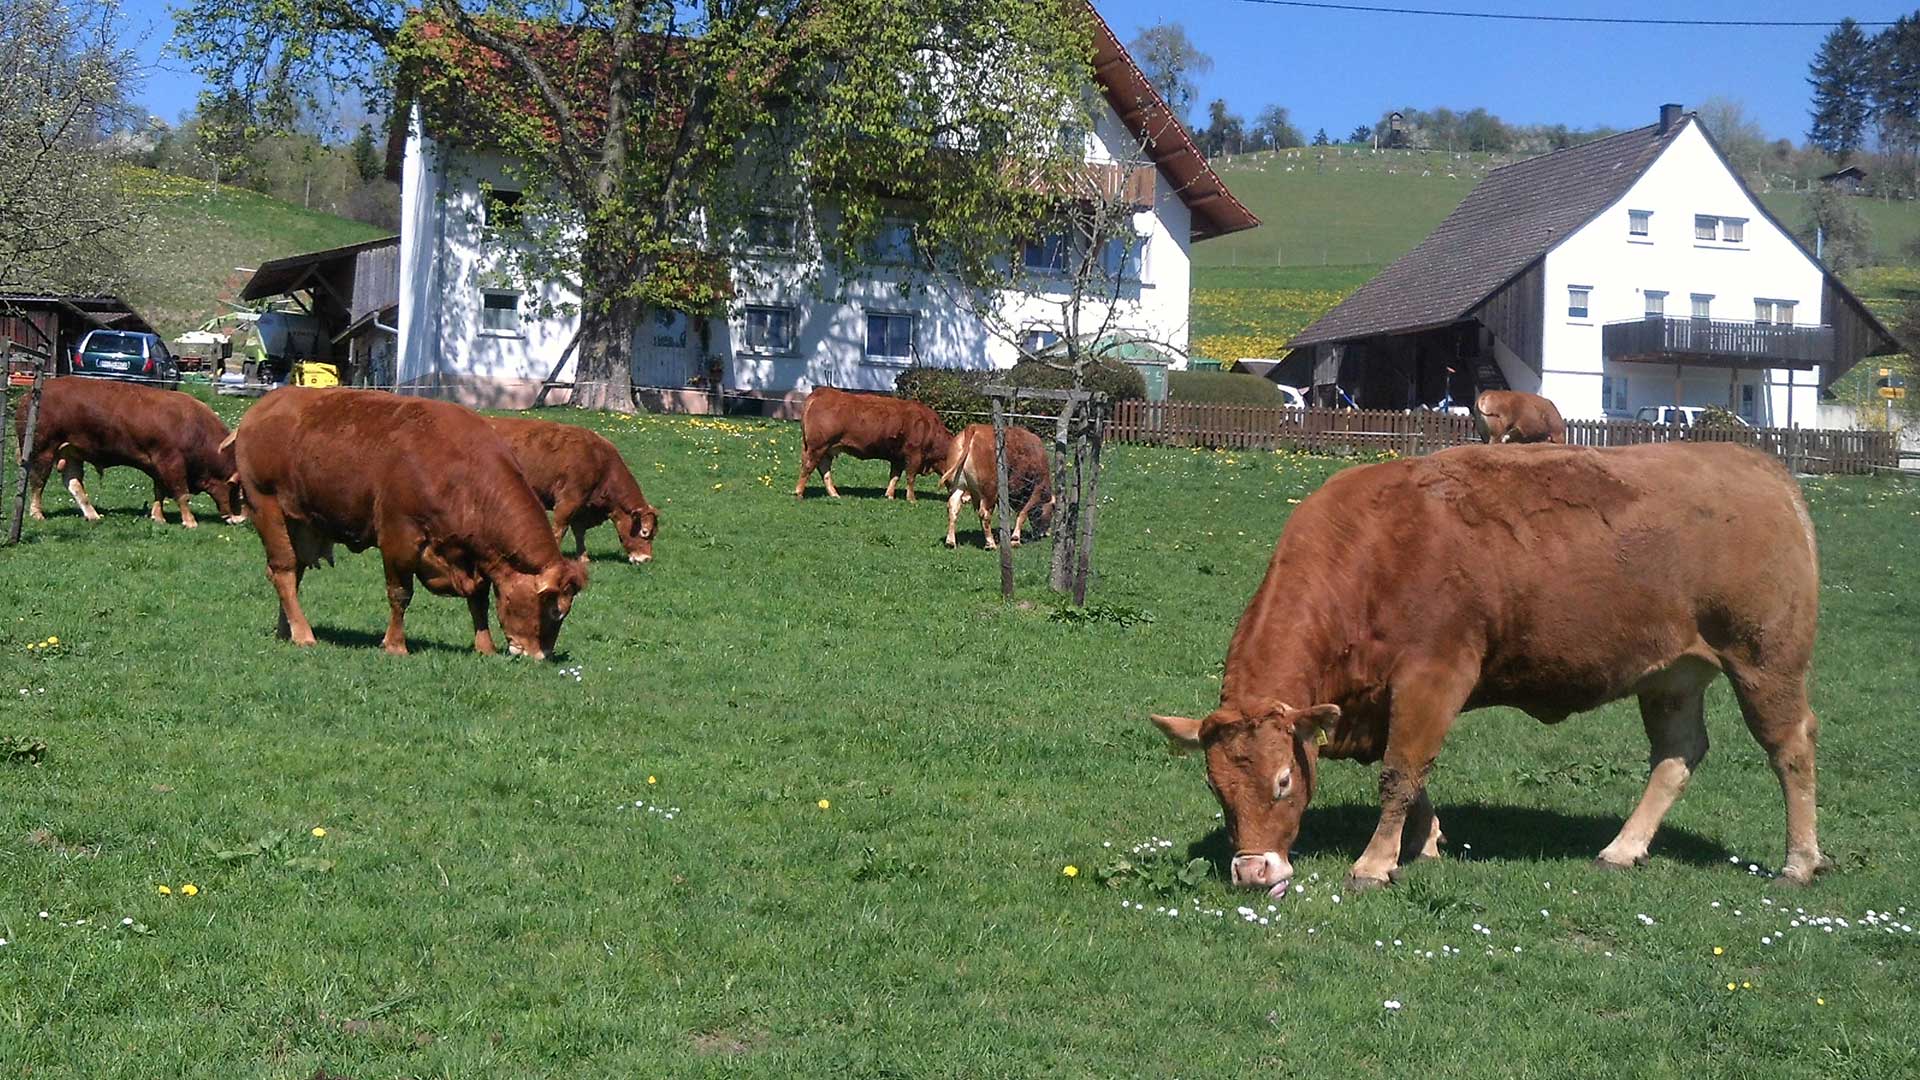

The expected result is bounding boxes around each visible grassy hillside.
[1201,145,1920,272]
[120,168,391,339]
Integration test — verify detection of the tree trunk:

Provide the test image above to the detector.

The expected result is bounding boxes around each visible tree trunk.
[1047,394,1078,594]
[571,282,638,414]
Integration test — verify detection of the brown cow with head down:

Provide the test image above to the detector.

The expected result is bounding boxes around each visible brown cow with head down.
[232,387,587,659]
[485,415,659,565]
[794,387,953,501]
[939,423,1054,549]
[1149,442,1829,896]
[14,377,245,528]
[1475,390,1567,444]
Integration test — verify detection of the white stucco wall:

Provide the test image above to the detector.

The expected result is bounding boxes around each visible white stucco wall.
[400,94,1200,407]
[1539,120,1826,425]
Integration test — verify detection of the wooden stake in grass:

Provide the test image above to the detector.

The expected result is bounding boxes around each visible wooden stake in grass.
[6,344,48,546]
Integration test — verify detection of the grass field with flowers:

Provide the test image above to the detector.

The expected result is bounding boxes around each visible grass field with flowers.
[3,398,1919,1077]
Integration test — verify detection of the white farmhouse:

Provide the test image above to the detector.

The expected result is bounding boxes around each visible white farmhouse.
[1289,105,1900,426]
[395,4,1258,412]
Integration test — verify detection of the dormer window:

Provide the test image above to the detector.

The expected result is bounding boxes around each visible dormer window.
[1628,210,1651,237]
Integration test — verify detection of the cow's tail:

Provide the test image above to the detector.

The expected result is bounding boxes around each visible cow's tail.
[939,426,976,489]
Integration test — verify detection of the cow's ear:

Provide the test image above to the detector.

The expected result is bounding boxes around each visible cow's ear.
[1149,714,1204,751]
[1292,704,1342,736]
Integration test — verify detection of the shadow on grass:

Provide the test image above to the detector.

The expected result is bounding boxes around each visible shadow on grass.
[795,483,925,502]
[308,624,470,656]
[1184,800,1734,871]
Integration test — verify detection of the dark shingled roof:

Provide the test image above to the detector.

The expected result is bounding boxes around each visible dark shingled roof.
[1289,120,1687,348]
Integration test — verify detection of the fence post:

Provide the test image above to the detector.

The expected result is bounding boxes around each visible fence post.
[990,390,1014,598]
[7,347,49,545]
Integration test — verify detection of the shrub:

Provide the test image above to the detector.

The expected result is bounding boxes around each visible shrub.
[895,367,991,431]
[1006,356,1147,402]
[1697,405,1746,429]
[1169,370,1294,405]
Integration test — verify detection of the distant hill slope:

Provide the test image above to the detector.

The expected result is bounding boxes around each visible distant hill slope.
[121,168,391,338]
[1201,145,1920,271]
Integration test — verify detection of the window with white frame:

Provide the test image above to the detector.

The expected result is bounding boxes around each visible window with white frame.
[1723,218,1746,244]
[480,290,522,334]
[867,219,916,266]
[1754,299,1796,325]
[1023,233,1070,272]
[1602,373,1629,414]
[864,312,914,362]
[745,211,798,253]
[1645,290,1666,317]
[1628,210,1652,237]
[1021,327,1062,356]
[1567,285,1591,319]
[741,305,795,353]
[1694,215,1718,241]
[1691,294,1713,320]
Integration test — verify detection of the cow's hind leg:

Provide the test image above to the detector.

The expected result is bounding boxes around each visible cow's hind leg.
[1727,667,1831,884]
[820,452,841,498]
[1597,676,1710,871]
[156,455,197,528]
[1347,664,1473,891]
[26,451,54,520]
[1400,789,1444,864]
[944,487,964,548]
[151,478,169,524]
[885,461,902,500]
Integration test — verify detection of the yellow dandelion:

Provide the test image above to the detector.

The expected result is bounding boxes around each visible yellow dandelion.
[817,799,830,810]
[1713,946,1724,956]
[1062,865,1079,878]
[311,827,327,838]
[712,483,723,490]
[47,636,58,645]
[181,883,199,897]
[1727,983,1737,991]
[1816,998,1826,1006]
[1742,982,1752,990]
[157,885,171,896]
[647,775,658,785]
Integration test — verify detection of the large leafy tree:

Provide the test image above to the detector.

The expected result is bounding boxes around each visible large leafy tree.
[174,0,1093,411]
[0,0,141,295]
[1808,17,1874,158]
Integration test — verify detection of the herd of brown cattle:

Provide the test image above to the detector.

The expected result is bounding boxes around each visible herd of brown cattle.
[16,378,1831,892]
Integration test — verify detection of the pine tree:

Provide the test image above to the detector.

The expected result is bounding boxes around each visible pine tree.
[1808,18,1874,156]
[1311,127,1329,146]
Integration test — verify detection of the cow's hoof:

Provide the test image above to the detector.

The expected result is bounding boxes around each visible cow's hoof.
[382,642,408,657]
[181,520,198,530]
[1343,872,1393,894]
[1592,853,1647,872]
[224,515,248,525]
[944,538,956,549]
[1009,537,1021,547]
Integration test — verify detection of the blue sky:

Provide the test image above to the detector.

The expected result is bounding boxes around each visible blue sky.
[120,0,1908,141]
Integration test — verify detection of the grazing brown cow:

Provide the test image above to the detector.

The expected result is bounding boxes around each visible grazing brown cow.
[231,387,587,659]
[485,415,659,565]
[939,423,1055,549]
[1475,389,1567,444]
[794,387,953,501]
[1149,442,1829,896]
[14,377,244,528]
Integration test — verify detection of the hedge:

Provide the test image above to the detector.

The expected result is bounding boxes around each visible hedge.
[895,358,1147,432]
[1169,369,1295,405]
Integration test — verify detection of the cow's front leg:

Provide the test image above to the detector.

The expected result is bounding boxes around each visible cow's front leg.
[252,497,316,646]
[61,457,100,522]
[571,522,592,561]
[884,463,901,500]
[1348,669,1469,891]
[901,457,922,503]
[151,479,169,524]
[468,585,496,655]
[381,563,414,656]
[1401,789,1444,864]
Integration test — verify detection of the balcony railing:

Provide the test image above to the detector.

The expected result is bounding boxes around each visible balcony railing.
[1601,316,1835,369]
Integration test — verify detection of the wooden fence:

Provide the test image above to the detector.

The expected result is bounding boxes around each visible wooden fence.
[1108,400,1897,475]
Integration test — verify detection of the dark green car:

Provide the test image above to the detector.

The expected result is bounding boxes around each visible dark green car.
[71,330,179,389]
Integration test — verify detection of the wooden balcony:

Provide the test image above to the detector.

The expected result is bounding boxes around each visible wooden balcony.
[1601,316,1835,370]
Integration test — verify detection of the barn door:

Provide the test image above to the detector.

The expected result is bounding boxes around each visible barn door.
[632,309,697,390]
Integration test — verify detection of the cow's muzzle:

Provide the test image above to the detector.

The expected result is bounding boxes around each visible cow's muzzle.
[1231,852,1294,898]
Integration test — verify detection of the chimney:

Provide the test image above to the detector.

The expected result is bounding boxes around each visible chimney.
[1659,103,1683,134]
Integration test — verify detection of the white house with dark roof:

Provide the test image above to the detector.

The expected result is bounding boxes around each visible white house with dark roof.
[394,2,1258,412]
[1289,105,1900,426]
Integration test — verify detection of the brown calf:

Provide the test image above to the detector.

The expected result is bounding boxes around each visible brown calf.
[1151,442,1828,895]
[1475,389,1567,444]
[794,387,953,501]
[939,423,1055,549]
[486,415,659,565]
[232,387,587,659]
[14,377,243,528]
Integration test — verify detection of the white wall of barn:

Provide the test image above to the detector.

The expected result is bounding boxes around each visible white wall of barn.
[398,97,1197,411]
[1539,120,1826,425]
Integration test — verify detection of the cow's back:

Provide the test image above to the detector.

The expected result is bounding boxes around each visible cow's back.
[1242,442,1815,717]
[19,378,229,465]
[237,388,552,556]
